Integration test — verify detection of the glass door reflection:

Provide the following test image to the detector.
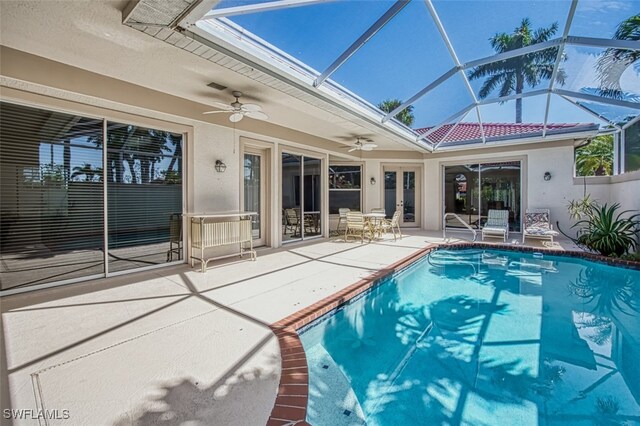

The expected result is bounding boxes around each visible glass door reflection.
[282,153,302,242]
[480,162,521,232]
[444,164,480,229]
[244,152,264,246]
[383,166,420,227]
[443,162,520,231]
[303,156,322,238]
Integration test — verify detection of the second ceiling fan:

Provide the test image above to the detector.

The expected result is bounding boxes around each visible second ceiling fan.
[203,91,268,123]
[348,137,378,152]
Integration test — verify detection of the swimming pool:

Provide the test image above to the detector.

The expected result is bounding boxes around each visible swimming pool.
[300,248,640,425]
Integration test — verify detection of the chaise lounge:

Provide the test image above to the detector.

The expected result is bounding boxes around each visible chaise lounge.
[522,208,559,245]
[482,209,509,242]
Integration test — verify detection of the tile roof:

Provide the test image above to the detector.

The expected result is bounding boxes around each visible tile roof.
[415,122,598,147]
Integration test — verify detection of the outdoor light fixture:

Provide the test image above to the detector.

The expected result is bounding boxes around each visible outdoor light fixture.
[370,177,376,185]
[215,160,227,173]
[544,172,552,181]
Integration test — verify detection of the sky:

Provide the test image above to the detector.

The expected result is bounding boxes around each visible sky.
[215,0,639,129]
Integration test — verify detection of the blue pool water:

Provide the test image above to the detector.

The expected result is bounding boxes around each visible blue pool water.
[300,249,640,425]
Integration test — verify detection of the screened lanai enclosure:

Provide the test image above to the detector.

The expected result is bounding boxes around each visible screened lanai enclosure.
[189,0,639,160]
[1,0,638,292]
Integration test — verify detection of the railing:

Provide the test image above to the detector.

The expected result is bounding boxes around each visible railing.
[443,212,477,241]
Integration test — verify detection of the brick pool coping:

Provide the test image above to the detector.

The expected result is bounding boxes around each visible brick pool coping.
[265,242,639,425]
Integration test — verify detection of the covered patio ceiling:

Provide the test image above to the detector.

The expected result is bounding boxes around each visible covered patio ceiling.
[190,0,639,150]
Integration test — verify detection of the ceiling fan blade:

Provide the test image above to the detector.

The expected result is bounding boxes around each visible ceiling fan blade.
[202,110,231,115]
[209,101,234,110]
[245,111,268,120]
[241,103,262,112]
[229,112,244,123]
[348,147,358,152]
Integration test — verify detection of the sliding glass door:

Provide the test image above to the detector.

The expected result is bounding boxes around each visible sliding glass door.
[0,102,104,291]
[106,122,183,273]
[0,101,184,292]
[444,161,521,232]
[480,162,521,232]
[281,152,322,243]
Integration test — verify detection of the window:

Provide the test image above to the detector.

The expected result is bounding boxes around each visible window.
[329,165,361,214]
[624,121,640,173]
[574,135,613,177]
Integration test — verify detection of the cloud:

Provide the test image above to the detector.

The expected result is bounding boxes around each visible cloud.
[577,0,631,12]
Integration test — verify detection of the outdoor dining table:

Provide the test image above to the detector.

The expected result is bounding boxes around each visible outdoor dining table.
[363,212,387,239]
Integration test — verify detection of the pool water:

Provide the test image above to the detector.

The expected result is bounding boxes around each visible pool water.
[300,249,640,425]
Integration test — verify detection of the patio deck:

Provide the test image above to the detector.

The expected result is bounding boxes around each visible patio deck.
[1,231,582,425]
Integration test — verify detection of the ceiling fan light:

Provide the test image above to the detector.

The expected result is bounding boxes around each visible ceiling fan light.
[229,112,244,123]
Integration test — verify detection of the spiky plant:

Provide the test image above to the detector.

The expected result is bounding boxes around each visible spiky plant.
[573,203,640,256]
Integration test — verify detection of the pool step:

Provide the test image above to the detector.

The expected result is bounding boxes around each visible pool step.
[305,344,366,426]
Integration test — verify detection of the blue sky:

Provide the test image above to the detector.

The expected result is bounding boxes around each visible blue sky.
[222,0,640,128]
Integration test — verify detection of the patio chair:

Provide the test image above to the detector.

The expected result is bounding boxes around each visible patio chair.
[284,208,300,236]
[335,208,350,234]
[481,209,509,242]
[380,209,402,241]
[344,211,371,244]
[523,208,559,245]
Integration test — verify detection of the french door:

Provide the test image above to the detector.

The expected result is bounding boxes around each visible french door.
[243,150,266,247]
[383,166,421,227]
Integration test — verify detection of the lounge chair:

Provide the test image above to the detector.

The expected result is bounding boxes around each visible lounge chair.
[482,209,509,242]
[522,208,559,245]
[344,211,371,244]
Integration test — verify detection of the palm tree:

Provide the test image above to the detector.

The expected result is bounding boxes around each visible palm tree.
[597,14,640,99]
[378,98,415,127]
[468,18,566,123]
[575,135,614,176]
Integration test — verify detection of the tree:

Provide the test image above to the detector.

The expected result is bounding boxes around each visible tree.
[575,134,614,176]
[378,99,415,127]
[71,163,103,182]
[468,18,566,123]
[597,14,640,99]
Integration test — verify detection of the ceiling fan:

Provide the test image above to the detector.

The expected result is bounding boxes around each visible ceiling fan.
[347,137,378,152]
[202,91,268,123]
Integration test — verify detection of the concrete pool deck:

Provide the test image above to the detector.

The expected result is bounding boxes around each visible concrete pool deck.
[1,231,583,425]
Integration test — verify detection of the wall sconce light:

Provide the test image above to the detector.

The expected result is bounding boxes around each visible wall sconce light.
[370,177,376,185]
[215,160,227,173]
[544,171,552,181]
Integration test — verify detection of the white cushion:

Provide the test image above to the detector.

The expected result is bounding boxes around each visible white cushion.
[524,227,559,236]
[483,227,507,234]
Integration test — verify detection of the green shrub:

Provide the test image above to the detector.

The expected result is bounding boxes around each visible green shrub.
[573,203,639,257]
